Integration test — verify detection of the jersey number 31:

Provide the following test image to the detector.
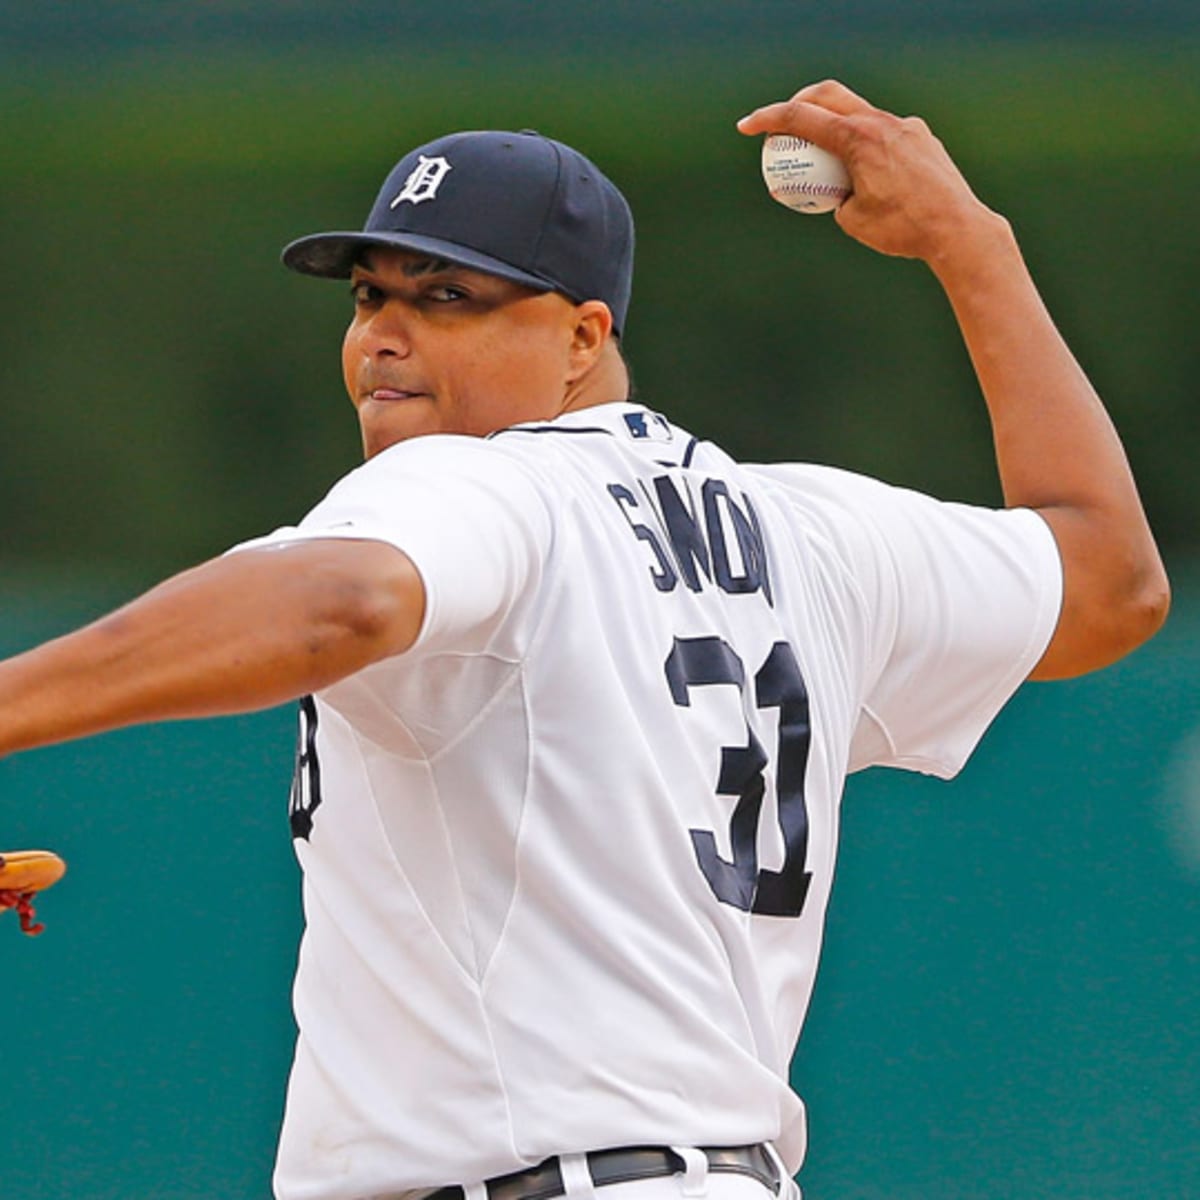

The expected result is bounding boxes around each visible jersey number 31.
[665,636,812,919]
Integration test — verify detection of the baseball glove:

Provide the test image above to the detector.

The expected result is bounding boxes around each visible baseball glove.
[0,850,67,936]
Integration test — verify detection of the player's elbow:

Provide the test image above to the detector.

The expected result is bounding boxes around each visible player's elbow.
[1102,562,1170,670]
[1103,531,1171,646]
[1034,546,1170,680]
[1122,556,1172,647]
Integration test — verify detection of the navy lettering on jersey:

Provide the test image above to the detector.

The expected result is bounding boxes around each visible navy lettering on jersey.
[608,474,773,606]
[290,694,323,841]
[607,483,677,592]
[749,641,812,916]
[654,475,711,591]
[702,480,774,605]
[665,636,763,910]
[665,636,813,918]
[742,494,774,606]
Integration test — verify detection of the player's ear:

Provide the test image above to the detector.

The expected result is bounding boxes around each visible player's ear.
[566,300,614,379]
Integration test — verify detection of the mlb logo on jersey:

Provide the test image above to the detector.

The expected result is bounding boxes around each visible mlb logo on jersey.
[624,411,673,442]
[390,155,453,207]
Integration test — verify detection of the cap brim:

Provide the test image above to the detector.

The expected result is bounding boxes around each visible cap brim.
[281,230,560,297]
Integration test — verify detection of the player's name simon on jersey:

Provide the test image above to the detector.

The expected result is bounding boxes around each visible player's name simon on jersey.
[608,475,773,603]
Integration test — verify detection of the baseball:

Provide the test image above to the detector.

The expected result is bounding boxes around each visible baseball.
[760,134,852,214]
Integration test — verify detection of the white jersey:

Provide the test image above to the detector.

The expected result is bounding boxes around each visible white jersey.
[233,402,1062,1200]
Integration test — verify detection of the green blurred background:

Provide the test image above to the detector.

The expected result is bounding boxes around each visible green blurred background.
[1,3,1197,1198]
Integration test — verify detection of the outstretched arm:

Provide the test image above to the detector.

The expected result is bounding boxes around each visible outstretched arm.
[0,539,425,757]
[738,80,1169,679]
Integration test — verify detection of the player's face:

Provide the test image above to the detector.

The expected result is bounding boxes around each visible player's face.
[343,248,584,457]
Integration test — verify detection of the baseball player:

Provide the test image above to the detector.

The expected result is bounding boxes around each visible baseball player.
[0,81,1167,1200]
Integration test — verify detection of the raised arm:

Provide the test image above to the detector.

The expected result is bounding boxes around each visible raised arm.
[738,80,1169,679]
[0,539,424,757]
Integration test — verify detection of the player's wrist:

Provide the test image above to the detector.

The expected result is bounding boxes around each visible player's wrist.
[923,204,1016,285]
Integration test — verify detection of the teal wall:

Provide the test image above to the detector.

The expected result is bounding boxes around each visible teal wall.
[3,568,1198,1200]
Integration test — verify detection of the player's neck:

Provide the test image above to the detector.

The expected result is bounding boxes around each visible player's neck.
[557,341,631,417]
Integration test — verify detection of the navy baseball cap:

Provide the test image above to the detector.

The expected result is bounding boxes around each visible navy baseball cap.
[282,129,635,334]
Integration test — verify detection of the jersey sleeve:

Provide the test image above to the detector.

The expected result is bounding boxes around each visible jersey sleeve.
[748,463,1063,779]
[226,436,552,655]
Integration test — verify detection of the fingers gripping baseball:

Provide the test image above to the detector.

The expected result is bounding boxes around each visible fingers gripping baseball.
[0,850,67,936]
[738,81,865,159]
[739,80,996,262]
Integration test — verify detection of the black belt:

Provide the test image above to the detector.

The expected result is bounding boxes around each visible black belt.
[429,1144,780,1200]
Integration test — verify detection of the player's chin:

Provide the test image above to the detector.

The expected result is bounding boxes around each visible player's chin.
[357,399,440,458]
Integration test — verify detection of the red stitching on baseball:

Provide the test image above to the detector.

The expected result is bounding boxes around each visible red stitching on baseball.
[770,183,849,197]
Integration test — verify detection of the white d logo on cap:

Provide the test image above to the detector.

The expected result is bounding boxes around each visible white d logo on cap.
[390,155,453,207]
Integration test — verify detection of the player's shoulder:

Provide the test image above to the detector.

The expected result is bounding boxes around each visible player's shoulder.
[347,431,547,493]
[743,459,993,539]
[366,430,520,470]
[746,460,906,504]
[742,460,916,540]
[739,461,964,600]
[311,434,554,544]
[746,459,1057,598]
